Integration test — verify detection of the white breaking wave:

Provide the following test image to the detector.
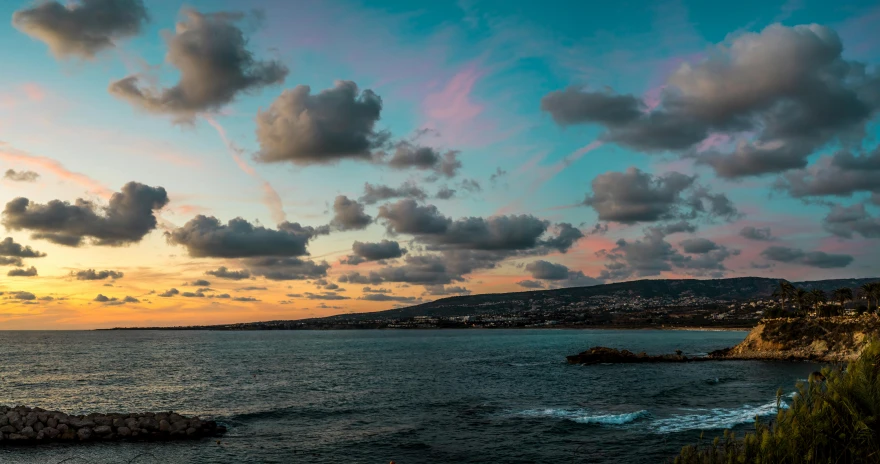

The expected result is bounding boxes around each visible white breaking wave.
[650,398,791,433]
[518,408,649,425]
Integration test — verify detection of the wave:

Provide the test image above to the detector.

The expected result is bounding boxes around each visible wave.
[650,398,790,433]
[508,361,554,367]
[518,408,650,425]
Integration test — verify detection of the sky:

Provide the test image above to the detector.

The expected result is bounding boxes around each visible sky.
[1,0,879,329]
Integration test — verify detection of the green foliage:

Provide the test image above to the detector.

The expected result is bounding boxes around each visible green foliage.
[674,340,880,463]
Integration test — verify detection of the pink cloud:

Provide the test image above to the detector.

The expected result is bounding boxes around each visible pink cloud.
[0,142,113,198]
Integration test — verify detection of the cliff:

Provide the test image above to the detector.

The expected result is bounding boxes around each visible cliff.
[719,315,880,362]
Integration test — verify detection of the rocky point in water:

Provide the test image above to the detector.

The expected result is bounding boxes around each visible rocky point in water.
[565,346,708,365]
[0,405,226,444]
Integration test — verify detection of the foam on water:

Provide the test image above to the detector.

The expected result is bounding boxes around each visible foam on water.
[650,397,791,433]
[518,408,650,425]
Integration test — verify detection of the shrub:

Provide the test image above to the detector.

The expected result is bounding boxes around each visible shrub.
[674,340,880,463]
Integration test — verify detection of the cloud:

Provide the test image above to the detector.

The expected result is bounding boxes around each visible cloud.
[74,269,123,280]
[337,271,383,285]
[524,260,602,288]
[584,167,737,223]
[341,240,406,265]
[8,266,38,277]
[13,0,148,59]
[11,291,36,300]
[775,148,880,199]
[232,296,259,302]
[760,246,854,268]
[167,216,327,258]
[206,266,250,280]
[244,257,330,281]
[94,294,116,303]
[435,186,456,200]
[123,296,139,303]
[383,142,461,177]
[304,292,349,301]
[181,291,204,298]
[0,237,46,258]
[109,9,287,121]
[822,203,880,239]
[4,169,39,182]
[359,182,427,205]
[187,279,211,286]
[543,24,880,178]
[740,226,776,241]
[2,182,168,247]
[0,257,23,267]
[254,80,388,164]
[599,227,738,280]
[330,196,372,231]
[516,280,545,289]
[359,293,419,303]
[158,288,179,297]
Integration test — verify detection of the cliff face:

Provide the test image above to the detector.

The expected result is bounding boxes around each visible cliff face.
[725,315,880,362]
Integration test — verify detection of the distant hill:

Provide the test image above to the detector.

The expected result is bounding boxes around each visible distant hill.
[314,276,879,322]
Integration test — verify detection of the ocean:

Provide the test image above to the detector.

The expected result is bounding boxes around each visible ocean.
[0,329,821,463]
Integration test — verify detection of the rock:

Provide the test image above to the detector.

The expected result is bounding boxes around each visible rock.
[117,426,131,437]
[44,427,60,439]
[47,417,58,428]
[186,427,198,437]
[9,433,28,441]
[37,412,48,424]
[0,425,14,434]
[94,415,113,426]
[61,428,77,440]
[36,430,46,440]
[77,427,93,441]
[0,415,8,427]
[33,421,44,432]
[56,424,68,433]
[20,426,35,439]
[159,419,170,432]
[25,413,38,427]
[6,411,20,423]
[566,346,696,365]
[113,418,125,428]
[94,425,112,435]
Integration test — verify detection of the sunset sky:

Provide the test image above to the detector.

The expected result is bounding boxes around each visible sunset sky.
[1,0,879,329]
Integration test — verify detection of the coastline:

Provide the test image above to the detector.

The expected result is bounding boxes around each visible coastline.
[98,324,755,332]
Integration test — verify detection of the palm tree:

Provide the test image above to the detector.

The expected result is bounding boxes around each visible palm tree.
[810,289,827,314]
[772,280,796,314]
[860,282,880,314]
[792,288,809,316]
[832,287,854,313]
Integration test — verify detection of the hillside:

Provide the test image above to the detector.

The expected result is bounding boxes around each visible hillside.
[314,276,879,322]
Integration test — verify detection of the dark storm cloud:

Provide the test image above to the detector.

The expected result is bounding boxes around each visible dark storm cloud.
[584,168,737,223]
[2,182,168,247]
[0,237,46,258]
[244,257,330,281]
[8,266,38,277]
[384,142,461,177]
[359,182,427,205]
[739,226,776,241]
[330,196,372,231]
[109,9,287,121]
[206,266,250,280]
[167,216,327,258]
[542,24,880,178]
[75,269,123,280]
[822,203,880,239]
[4,169,39,182]
[539,223,585,253]
[341,240,406,265]
[775,148,880,199]
[13,0,148,59]
[254,80,388,164]
[760,246,853,268]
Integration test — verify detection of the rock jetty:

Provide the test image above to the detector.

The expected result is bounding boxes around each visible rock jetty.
[0,405,226,444]
[566,346,708,365]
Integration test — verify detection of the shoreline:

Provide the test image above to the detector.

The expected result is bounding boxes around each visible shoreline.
[96,324,755,332]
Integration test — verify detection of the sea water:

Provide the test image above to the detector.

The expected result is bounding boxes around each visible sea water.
[0,329,820,463]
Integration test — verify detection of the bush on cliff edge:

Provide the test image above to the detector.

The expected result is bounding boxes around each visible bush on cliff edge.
[674,340,880,463]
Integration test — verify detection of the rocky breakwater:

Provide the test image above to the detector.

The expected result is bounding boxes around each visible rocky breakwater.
[0,405,226,444]
[566,346,710,365]
[715,315,880,362]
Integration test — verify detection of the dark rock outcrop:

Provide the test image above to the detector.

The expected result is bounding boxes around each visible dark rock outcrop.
[0,405,226,444]
[566,346,708,365]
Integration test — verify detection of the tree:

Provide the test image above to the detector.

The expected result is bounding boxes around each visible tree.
[792,288,809,316]
[860,282,880,314]
[809,289,827,314]
[832,287,853,313]
[772,280,796,314]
